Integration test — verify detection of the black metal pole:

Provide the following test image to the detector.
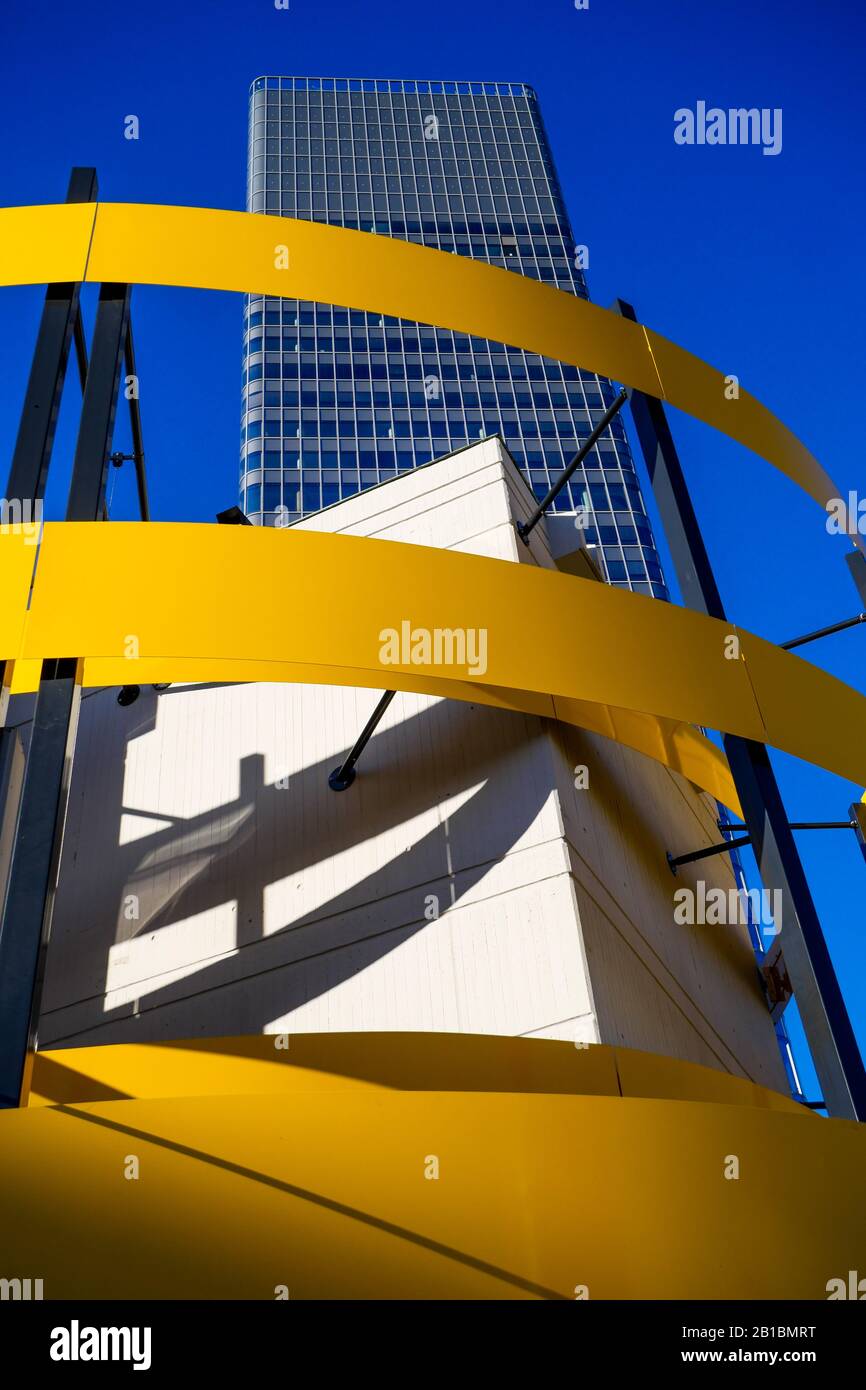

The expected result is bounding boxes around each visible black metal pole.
[124,320,150,522]
[668,836,753,872]
[3,168,97,509]
[329,690,396,791]
[0,272,131,1108]
[616,297,866,1120]
[0,169,97,728]
[781,613,865,650]
[517,387,628,542]
[717,820,856,834]
[66,284,131,520]
[669,822,857,872]
[73,310,89,393]
[0,660,81,1107]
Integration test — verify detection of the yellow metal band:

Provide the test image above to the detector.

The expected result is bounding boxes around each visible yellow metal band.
[1,203,862,815]
[2,1034,863,1299]
[4,521,866,814]
[0,200,856,542]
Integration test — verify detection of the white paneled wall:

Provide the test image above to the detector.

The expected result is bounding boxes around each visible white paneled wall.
[33,439,787,1091]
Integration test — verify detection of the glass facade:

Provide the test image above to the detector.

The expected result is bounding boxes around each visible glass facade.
[241,76,667,597]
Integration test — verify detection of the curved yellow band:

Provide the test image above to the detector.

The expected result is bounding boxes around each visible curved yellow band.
[0,201,857,545]
[5,1035,864,1299]
[4,523,866,815]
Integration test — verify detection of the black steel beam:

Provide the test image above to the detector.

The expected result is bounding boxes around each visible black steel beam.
[616,297,866,1121]
[781,613,865,650]
[73,308,89,393]
[669,822,857,872]
[329,690,396,791]
[217,506,252,525]
[66,283,131,520]
[0,171,96,722]
[0,171,97,1046]
[517,387,628,543]
[725,736,866,1119]
[3,168,97,508]
[0,169,96,789]
[717,820,856,835]
[123,321,149,522]
[0,660,80,1108]
[667,836,753,872]
[0,255,131,1107]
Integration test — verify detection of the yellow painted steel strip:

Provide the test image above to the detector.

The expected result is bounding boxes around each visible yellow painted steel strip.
[43,657,737,811]
[11,652,736,809]
[0,203,96,286]
[1,1035,863,1299]
[0,525,721,814]
[13,525,756,815]
[643,325,841,520]
[550,694,739,811]
[14,525,766,735]
[87,202,846,531]
[0,529,38,660]
[26,1034,806,1113]
[86,202,662,392]
[3,522,866,811]
[0,201,855,542]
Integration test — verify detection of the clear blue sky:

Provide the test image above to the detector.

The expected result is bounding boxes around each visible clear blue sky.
[1,0,863,1096]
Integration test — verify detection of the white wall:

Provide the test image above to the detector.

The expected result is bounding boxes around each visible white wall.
[31,438,787,1091]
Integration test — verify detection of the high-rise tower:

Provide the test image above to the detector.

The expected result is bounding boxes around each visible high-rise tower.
[241,76,667,596]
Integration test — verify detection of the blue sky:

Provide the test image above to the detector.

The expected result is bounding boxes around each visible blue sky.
[1,0,864,1095]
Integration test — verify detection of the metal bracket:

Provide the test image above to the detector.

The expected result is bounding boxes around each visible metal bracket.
[329,690,396,791]
[614,297,866,1119]
[516,387,628,544]
[217,506,252,526]
[781,613,865,651]
[761,939,794,1023]
[668,821,857,873]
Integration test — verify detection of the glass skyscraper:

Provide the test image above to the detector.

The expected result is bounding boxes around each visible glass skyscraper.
[241,76,667,597]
